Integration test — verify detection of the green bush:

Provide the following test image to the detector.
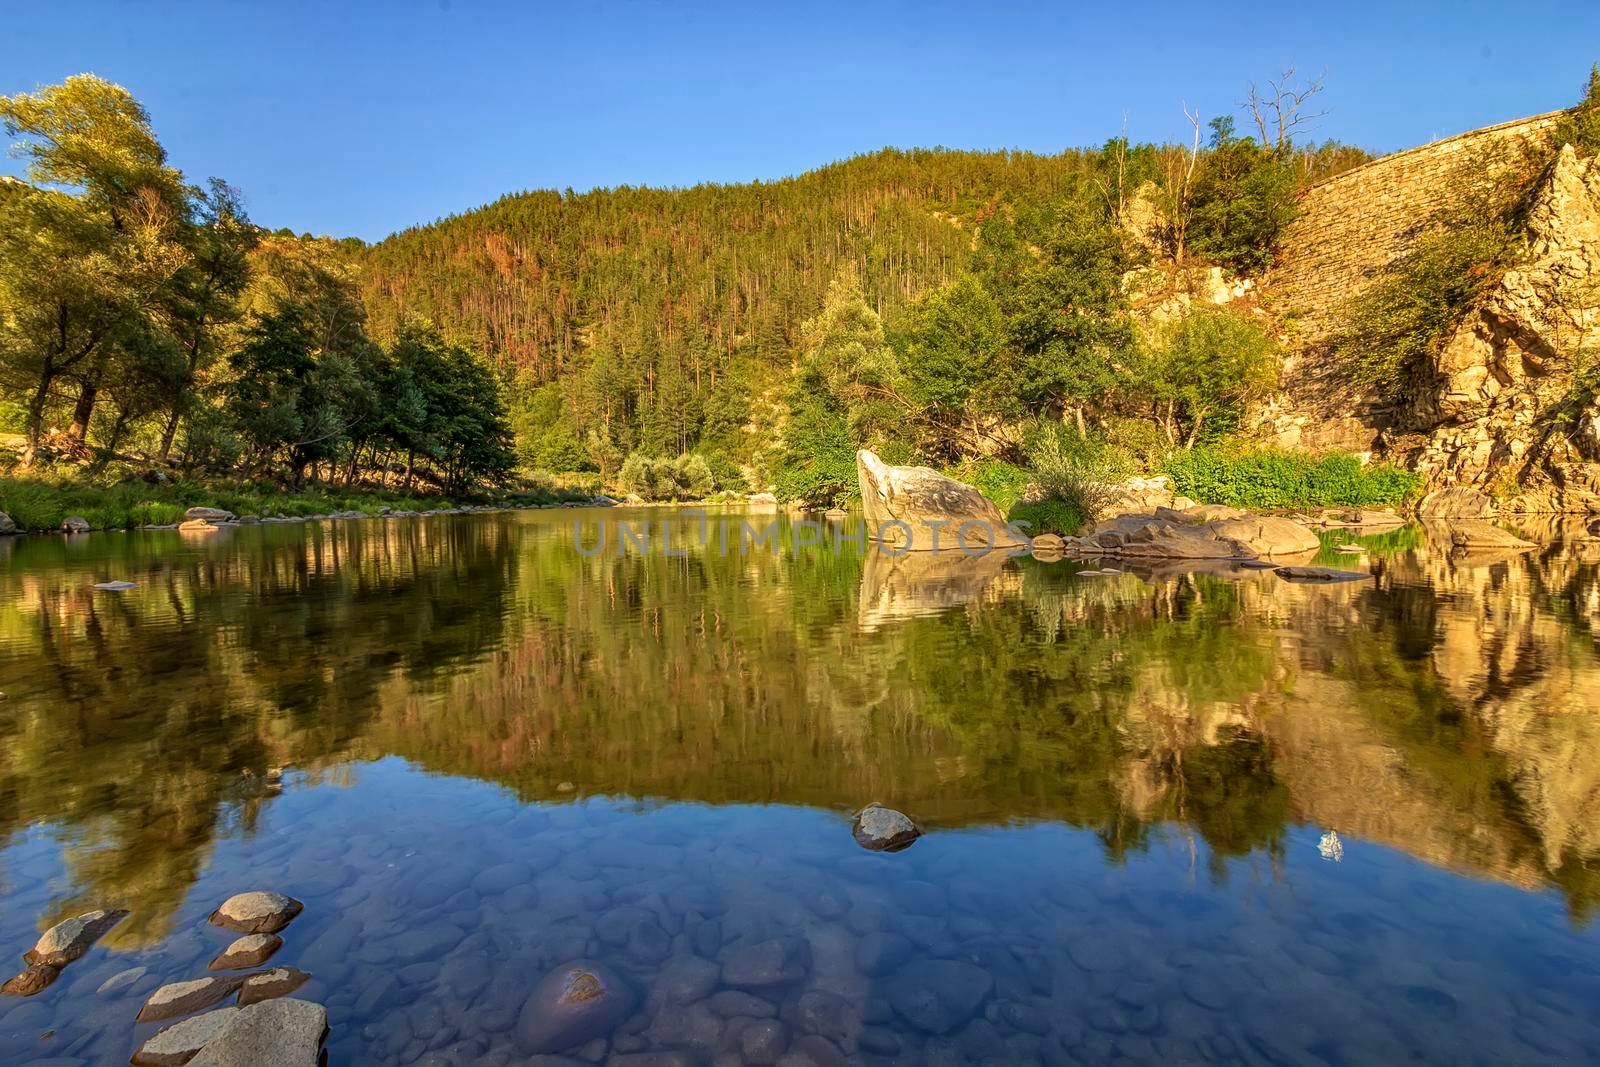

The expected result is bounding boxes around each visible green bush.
[1007,498,1085,537]
[618,453,718,501]
[1163,445,1420,510]
[946,459,1030,514]
[1022,422,1127,524]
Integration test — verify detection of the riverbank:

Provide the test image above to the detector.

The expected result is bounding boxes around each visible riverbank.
[0,475,601,535]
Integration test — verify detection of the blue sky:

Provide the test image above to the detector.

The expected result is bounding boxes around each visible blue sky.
[7,1,1598,242]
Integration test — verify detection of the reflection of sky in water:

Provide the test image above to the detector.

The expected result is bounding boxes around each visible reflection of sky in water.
[2,510,1600,1062]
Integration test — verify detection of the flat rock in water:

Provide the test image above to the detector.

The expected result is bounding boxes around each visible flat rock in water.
[237,967,311,1006]
[1446,519,1537,551]
[184,507,236,522]
[516,960,636,1054]
[179,518,224,533]
[1,963,60,996]
[1238,560,1279,570]
[851,804,921,852]
[209,933,282,971]
[886,959,994,1034]
[137,975,246,1023]
[131,1007,240,1067]
[210,891,303,934]
[188,998,327,1067]
[93,580,137,591]
[1273,566,1371,583]
[98,965,147,995]
[24,909,129,966]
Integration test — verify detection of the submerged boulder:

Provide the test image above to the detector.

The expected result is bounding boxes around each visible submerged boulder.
[1,963,60,997]
[886,959,994,1034]
[515,960,636,1054]
[857,450,1028,552]
[852,804,922,852]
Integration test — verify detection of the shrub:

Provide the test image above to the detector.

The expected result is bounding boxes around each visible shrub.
[1163,445,1420,509]
[1553,64,1600,155]
[946,459,1030,514]
[1023,422,1126,525]
[1007,498,1085,537]
[618,453,718,501]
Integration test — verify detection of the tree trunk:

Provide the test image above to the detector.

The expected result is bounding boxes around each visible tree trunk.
[21,372,55,465]
[404,450,415,492]
[158,408,182,462]
[68,381,98,444]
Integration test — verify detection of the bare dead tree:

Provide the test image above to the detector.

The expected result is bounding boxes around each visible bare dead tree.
[1168,103,1202,260]
[1243,67,1328,153]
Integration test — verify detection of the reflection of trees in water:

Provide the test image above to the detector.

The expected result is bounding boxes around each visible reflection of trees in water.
[0,518,516,944]
[4,513,1600,933]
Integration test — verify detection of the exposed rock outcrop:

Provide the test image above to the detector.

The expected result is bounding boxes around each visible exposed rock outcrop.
[856,450,1027,551]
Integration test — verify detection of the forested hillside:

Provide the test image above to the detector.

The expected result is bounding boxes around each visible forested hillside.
[361,102,1369,493]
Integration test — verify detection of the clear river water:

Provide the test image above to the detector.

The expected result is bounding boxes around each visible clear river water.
[1,507,1599,1065]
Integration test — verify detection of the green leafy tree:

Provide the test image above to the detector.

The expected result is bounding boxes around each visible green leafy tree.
[1186,117,1299,273]
[1138,307,1279,445]
[0,75,193,459]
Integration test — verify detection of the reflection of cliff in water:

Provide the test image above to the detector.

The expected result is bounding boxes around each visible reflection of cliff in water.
[4,511,1600,943]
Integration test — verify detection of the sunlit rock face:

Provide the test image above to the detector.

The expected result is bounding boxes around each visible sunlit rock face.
[856,450,1028,552]
[1408,145,1600,510]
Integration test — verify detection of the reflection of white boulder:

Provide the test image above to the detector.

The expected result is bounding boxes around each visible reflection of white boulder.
[856,450,1027,551]
[858,547,1016,631]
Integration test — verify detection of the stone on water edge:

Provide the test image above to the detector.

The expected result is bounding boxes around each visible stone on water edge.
[187,998,328,1067]
[856,449,1028,552]
[209,934,283,971]
[1273,566,1372,583]
[131,1007,241,1067]
[209,891,303,934]
[237,967,311,1006]
[137,975,247,1023]
[24,908,129,966]
[851,804,921,852]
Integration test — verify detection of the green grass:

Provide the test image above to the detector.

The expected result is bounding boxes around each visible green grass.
[1163,445,1421,511]
[0,474,588,533]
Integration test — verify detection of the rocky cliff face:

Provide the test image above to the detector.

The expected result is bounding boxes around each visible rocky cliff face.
[1256,115,1600,513]
[1405,145,1600,512]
